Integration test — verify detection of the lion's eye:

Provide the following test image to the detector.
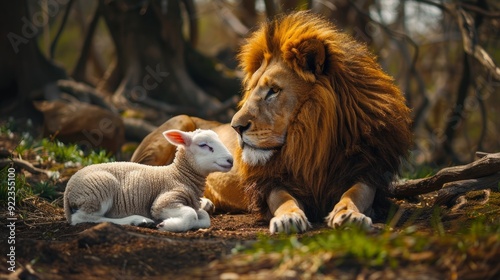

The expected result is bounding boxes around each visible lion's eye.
[265,87,281,100]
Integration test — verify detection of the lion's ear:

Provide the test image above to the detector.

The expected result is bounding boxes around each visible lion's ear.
[284,39,326,76]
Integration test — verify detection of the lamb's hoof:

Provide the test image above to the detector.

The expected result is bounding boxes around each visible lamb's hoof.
[157,222,165,229]
[130,217,154,227]
[200,197,215,214]
[156,221,188,232]
[137,221,157,229]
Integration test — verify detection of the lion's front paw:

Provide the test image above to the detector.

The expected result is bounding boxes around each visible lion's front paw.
[326,202,372,230]
[270,211,311,234]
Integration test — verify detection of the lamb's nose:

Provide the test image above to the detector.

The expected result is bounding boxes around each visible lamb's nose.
[227,158,234,166]
[231,122,251,136]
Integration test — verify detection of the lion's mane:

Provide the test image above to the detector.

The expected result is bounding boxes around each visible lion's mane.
[236,11,412,222]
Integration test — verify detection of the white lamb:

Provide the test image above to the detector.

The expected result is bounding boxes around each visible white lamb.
[63,129,233,232]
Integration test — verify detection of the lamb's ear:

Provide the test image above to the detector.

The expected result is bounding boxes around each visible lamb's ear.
[284,38,326,76]
[163,130,192,147]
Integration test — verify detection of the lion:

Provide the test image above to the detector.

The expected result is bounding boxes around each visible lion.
[131,11,412,234]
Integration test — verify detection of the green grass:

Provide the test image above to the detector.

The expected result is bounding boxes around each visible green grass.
[240,227,424,268]
[401,160,437,180]
[1,123,115,205]
[1,120,114,166]
[31,181,59,200]
[236,219,500,275]
[38,138,113,166]
[0,165,32,203]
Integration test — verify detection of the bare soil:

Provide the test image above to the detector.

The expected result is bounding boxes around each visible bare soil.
[0,197,333,279]
[2,192,500,280]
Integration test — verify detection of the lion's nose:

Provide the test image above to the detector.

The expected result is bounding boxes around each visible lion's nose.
[232,122,251,136]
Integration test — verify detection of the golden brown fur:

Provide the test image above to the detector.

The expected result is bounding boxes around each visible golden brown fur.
[234,11,411,221]
[132,11,412,232]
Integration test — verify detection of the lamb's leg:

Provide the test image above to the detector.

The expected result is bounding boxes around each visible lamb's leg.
[194,209,210,229]
[70,199,154,226]
[95,215,153,225]
[154,204,200,232]
[72,211,154,226]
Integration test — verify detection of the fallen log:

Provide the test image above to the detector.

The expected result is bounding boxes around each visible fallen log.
[434,172,500,206]
[391,152,500,199]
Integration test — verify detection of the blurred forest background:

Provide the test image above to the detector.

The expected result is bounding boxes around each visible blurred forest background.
[1,0,499,168]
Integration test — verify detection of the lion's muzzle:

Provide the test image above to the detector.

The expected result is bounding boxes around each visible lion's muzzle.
[231,122,251,137]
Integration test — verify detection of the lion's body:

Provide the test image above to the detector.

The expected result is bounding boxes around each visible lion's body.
[131,11,412,232]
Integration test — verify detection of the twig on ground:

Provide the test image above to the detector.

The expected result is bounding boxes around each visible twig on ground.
[0,158,53,177]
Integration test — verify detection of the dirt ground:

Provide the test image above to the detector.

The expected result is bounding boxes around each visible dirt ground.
[1,194,500,280]
[0,197,334,279]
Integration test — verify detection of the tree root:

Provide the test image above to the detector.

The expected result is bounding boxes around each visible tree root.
[434,172,500,206]
[391,152,500,206]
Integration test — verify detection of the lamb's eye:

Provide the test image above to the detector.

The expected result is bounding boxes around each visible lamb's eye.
[265,87,281,100]
[199,143,214,153]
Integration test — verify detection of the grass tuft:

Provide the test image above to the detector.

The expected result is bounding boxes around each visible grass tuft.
[38,138,114,166]
[235,219,500,276]
[32,181,59,200]
[1,122,115,205]
[0,165,32,203]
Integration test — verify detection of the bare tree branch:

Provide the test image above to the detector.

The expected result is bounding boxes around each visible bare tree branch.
[474,82,488,153]
[0,158,53,177]
[391,152,500,198]
[434,172,500,206]
[57,79,118,115]
[459,2,500,18]
[72,2,102,83]
[437,52,471,164]
[50,0,75,59]
[131,96,198,116]
[215,0,249,37]
[408,1,500,155]
[455,7,500,80]
[263,0,277,19]
[181,0,199,47]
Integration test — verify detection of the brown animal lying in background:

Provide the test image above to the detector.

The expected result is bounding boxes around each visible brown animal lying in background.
[34,99,124,154]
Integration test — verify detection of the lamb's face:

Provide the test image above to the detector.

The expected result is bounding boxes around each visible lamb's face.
[163,129,233,175]
[190,131,233,174]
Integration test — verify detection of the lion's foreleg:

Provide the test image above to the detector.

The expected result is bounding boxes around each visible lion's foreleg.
[325,182,375,229]
[267,189,311,234]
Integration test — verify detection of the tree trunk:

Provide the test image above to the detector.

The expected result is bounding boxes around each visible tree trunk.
[99,0,235,119]
[0,0,67,121]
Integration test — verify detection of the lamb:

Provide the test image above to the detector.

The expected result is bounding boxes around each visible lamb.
[63,129,233,232]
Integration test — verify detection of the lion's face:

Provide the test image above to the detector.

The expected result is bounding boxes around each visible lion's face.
[231,59,312,166]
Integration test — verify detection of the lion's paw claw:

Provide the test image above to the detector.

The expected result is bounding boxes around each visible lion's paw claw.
[326,209,372,230]
[270,212,311,234]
